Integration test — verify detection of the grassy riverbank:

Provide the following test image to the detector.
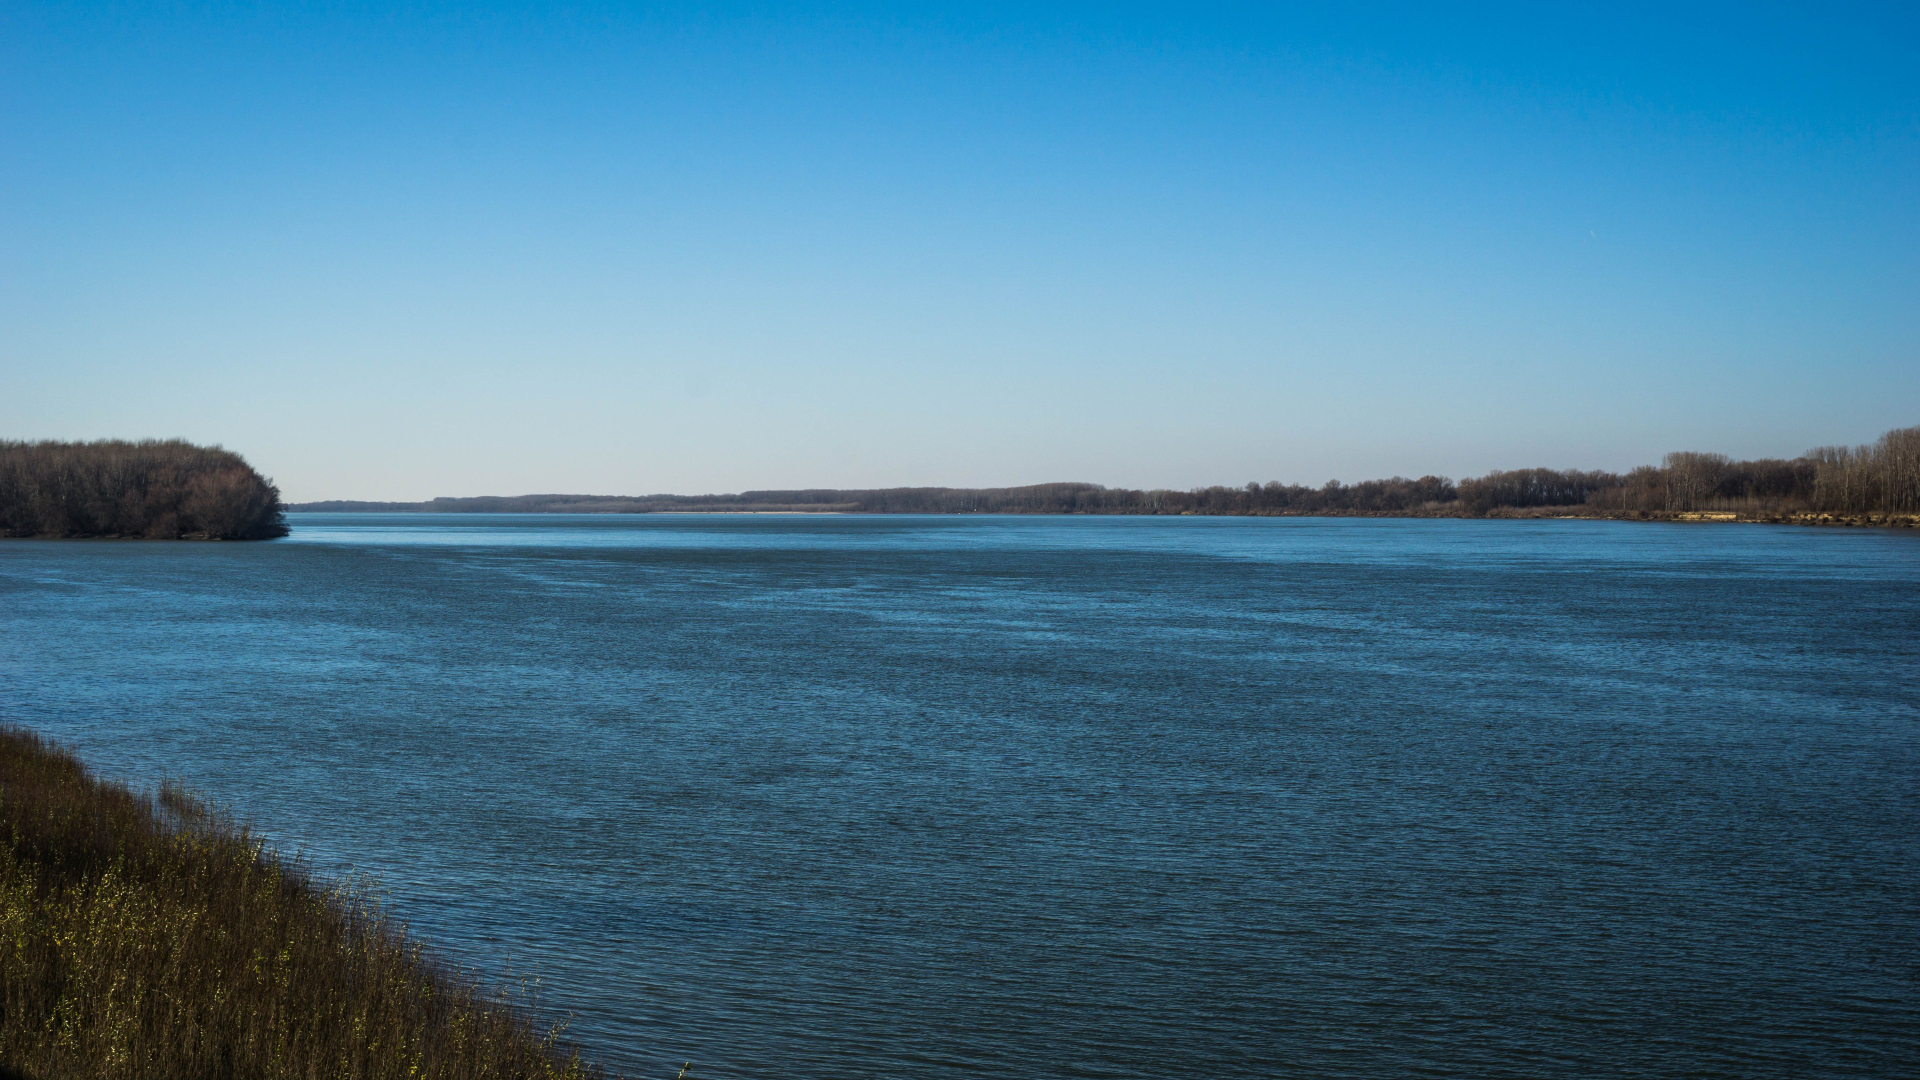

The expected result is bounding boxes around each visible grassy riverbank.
[0,728,600,1080]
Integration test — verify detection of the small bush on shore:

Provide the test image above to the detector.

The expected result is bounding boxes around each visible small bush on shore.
[0,727,600,1080]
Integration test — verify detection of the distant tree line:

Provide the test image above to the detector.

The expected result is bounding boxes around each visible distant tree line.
[1,440,288,539]
[1579,425,1920,515]
[294,478,1466,516]
[289,422,1920,522]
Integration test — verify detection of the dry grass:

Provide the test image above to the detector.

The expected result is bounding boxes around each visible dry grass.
[0,727,605,1080]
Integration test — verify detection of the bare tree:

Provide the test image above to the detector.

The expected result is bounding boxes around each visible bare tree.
[0,440,287,539]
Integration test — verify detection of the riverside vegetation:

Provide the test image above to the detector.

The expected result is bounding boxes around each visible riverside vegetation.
[0,728,604,1080]
[0,440,287,540]
[10,425,1917,536]
[296,423,1920,526]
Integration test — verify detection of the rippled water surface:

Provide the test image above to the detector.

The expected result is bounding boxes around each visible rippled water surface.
[4,514,1918,1078]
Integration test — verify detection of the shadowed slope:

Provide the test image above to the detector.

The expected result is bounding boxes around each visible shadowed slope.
[0,728,605,1080]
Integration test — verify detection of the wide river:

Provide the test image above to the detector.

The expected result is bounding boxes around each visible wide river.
[3,514,1917,1078]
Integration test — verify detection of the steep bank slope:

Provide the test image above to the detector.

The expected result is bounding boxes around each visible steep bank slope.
[0,728,601,1080]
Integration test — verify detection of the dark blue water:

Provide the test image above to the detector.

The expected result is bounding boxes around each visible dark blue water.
[3,514,1917,1078]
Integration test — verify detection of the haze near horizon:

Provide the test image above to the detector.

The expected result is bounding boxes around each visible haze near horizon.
[3,2,1915,502]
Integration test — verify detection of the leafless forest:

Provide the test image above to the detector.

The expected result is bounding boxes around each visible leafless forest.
[293,423,1920,522]
[0,440,288,539]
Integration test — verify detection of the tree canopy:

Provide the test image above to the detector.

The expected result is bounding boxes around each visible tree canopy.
[1,439,288,540]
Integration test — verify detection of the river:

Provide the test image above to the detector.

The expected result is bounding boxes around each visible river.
[3,514,1916,1078]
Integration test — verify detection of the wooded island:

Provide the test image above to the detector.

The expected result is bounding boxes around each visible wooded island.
[1,440,287,539]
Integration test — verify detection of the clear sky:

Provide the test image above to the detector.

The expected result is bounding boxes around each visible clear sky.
[4,2,1915,501]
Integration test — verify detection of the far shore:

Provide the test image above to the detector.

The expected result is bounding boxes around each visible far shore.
[278,424,1920,524]
[283,506,1920,529]
[14,426,1917,539]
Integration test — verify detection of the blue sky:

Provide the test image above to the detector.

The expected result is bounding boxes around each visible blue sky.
[3,2,1915,500]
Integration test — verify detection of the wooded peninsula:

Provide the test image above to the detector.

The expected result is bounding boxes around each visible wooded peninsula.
[1,439,287,539]
[296,422,1920,526]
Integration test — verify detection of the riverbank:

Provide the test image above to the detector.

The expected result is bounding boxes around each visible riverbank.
[285,420,1920,525]
[1475,507,1920,527]
[0,728,601,1080]
[285,505,1920,528]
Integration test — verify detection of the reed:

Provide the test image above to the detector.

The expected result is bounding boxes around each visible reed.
[0,727,603,1080]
